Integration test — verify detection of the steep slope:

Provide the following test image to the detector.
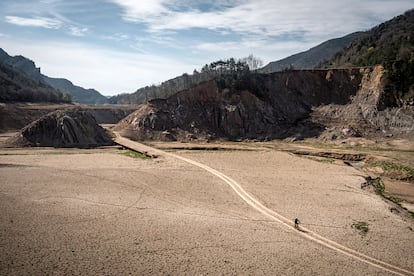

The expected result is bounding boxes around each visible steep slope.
[114,67,414,142]
[259,32,362,73]
[312,66,414,140]
[6,108,113,148]
[0,62,71,103]
[324,9,414,107]
[0,48,108,105]
[326,10,414,68]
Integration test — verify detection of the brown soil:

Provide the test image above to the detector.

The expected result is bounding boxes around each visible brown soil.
[1,141,413,275]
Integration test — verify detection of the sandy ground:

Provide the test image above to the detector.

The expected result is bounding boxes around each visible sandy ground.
[1,145,413,275]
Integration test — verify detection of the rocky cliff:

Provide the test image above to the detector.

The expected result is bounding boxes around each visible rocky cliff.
[313,66,414,140]
[114,66,414,142]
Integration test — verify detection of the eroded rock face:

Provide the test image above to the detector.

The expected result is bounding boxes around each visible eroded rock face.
[312,66,414,140]
[114,81,280,141]
[114,66,414,141]
[8,109,113,147]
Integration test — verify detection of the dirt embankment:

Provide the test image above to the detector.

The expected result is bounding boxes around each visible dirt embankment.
[114,66,414,142]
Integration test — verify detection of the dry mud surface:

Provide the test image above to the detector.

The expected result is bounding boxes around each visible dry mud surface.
[1,145,413,275]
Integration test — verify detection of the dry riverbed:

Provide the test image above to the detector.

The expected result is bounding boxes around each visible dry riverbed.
[1,142,413,275]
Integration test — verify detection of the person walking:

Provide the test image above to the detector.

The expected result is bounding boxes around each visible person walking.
[294,218,300,229]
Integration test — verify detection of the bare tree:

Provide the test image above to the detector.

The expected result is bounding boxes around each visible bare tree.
[240,54,263,71]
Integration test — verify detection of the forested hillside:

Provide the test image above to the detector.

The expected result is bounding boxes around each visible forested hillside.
[259,32,362,73]
[0,62,71,103]
[324,9,414,106]
[0,48,107,104]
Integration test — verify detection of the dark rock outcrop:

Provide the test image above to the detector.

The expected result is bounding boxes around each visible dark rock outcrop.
[0,104,136,133]
[114,66,414,142]
[7,109,113,148]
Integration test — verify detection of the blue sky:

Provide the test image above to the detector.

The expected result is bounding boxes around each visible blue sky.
[0,0,412,96]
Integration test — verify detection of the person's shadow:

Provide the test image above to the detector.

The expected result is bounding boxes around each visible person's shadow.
[296,227,308,233]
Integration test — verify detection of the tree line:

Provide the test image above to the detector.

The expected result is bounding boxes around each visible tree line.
[109,55,263,104]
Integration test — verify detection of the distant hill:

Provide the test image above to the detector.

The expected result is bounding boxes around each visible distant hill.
[325,9,414,68]
[43,76,108,105]
[258,32,362,73]
[0,61,71,103]
[0,48,108,105]
[324,9,414,106]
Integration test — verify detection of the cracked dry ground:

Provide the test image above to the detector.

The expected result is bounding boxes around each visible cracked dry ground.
[1,147,413,275]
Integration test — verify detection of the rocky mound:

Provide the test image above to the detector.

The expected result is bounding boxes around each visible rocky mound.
[114,66,414,142]
[7,109,113,148]
[0,103,136,133]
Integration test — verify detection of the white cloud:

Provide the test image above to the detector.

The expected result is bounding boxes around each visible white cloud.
[102,33,131,41]
[5,15,62,29]
[69,26,88,36]
[1,38,198,96]
[111,0,414,40]
[111,0,168,21]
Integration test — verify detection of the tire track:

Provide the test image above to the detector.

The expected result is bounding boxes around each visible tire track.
[113,134,414,276]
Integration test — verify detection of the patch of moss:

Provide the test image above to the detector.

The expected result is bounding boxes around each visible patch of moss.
[121,150,150,160]
[351,221,369,237]
[370,160,414,181]
[368,177,413,219]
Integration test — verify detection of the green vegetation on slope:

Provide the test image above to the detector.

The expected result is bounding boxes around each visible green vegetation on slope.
[324,9,414,107]
[0,48,106,105]
[0,62,71,103]
[260,32,362,73]
[370,160,414,182]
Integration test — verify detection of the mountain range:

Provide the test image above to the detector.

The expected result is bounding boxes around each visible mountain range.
[0,57,70,103]
[0,48,108,104]
[258,32,362,73]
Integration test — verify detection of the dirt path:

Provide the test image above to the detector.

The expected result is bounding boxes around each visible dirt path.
[114,133,414,276]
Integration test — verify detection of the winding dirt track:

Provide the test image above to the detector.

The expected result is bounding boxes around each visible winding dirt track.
[114,133,414,276]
